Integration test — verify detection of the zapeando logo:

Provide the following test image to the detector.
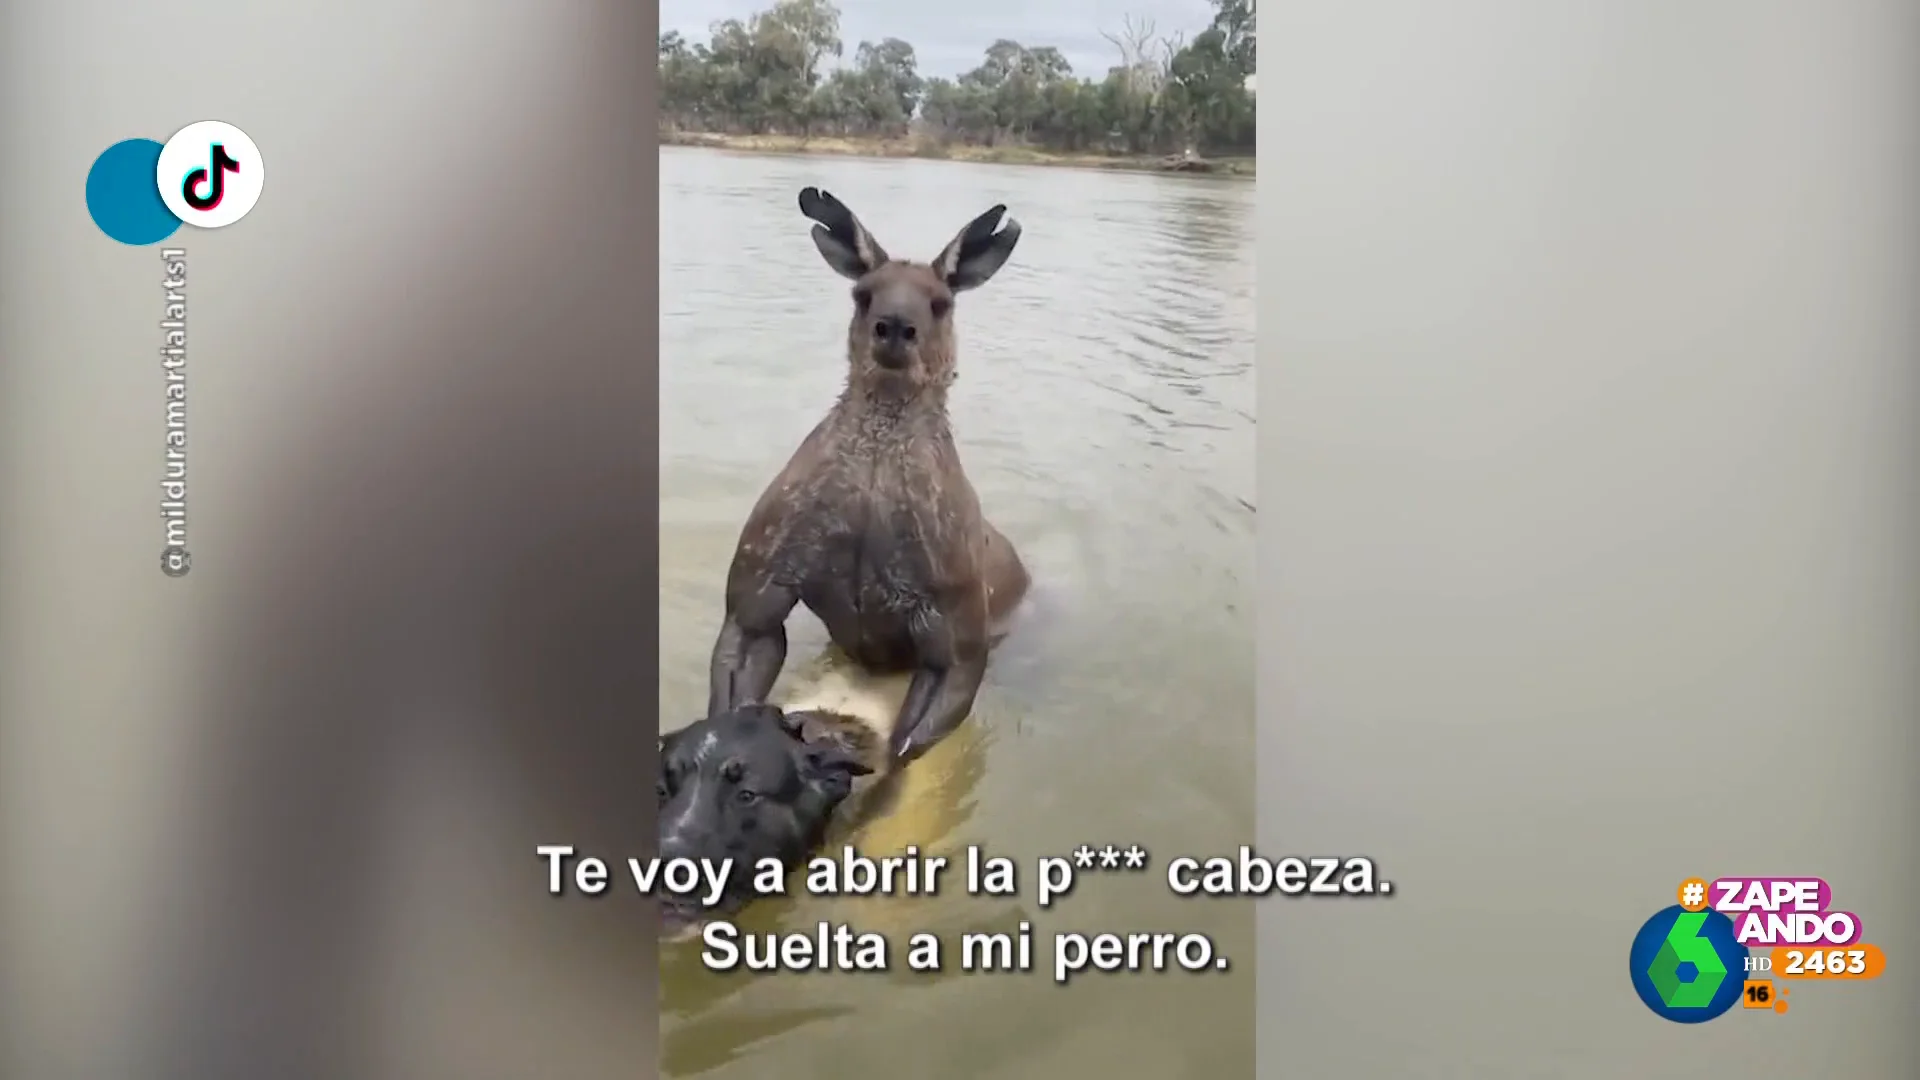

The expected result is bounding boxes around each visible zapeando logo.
[1632,874,1887,1022]
[1628,904,1749,1022]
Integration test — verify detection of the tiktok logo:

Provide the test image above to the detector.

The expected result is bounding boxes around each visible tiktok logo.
[181,143,242,212]
[157,121,266,229]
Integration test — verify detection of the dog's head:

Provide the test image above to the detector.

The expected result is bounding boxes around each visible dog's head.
[656,704,873,928]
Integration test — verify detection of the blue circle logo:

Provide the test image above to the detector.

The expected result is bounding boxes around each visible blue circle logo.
[86,138,181,246]
[1627,904,1750,1023]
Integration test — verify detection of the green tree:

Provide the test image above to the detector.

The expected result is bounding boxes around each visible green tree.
[1166,27,1254,151]
[1211,0,1256,75]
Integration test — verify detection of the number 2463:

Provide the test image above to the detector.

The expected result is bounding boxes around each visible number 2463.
[1783,949,1866,975]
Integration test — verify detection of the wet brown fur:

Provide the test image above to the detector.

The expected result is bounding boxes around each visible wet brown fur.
[785,706,903,830]
[707,187,1031,764]
[792,710,886,785]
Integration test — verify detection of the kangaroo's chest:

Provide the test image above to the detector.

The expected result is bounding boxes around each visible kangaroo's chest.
[754,408,982,668]
[785,459,946,610]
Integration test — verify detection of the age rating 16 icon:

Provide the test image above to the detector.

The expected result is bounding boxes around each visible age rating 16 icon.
[85,120,266,245]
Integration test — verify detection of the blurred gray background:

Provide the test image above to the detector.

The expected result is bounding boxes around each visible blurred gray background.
[0,3,660,1079]
[1260,2,1918,1077]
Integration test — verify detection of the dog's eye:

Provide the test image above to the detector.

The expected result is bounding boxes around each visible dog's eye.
[735,788,759,805]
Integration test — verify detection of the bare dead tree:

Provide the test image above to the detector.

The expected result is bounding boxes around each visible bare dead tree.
[1100,14,1162,95]
[1157,30,1194,156]
[1157,30,1186,82]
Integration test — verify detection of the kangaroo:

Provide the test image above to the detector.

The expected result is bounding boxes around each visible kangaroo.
[705,187,1031,765]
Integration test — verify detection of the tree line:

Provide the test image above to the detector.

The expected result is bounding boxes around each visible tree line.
[659,0,1255,157]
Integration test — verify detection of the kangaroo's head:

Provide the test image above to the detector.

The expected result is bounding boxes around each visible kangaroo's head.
[797,187,1021,391]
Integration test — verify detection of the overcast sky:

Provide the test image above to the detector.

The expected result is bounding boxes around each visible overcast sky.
[660,0,1224,81]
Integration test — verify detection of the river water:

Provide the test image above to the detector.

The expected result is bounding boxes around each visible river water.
[658,145,1257,1079]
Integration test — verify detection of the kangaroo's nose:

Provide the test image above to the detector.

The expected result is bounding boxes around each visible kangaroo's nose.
[873,314,915,344]
[872,315,913,368]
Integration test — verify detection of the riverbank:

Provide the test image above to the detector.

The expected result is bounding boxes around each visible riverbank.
[660,130,1256,178]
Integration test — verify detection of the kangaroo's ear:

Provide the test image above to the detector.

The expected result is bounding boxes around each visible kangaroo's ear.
[933,203,1021,292]
[799,186,889,280]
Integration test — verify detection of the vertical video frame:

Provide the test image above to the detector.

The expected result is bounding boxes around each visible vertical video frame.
[651,1,1257,1075]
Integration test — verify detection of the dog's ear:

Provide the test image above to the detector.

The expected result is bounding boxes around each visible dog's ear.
[771,706,811,737]
[801,741,874,800]
[724,702,811,740]
[932,203,1020,292]
[658,727,686,758]
[799,187,889,280]
[806,742,873,777]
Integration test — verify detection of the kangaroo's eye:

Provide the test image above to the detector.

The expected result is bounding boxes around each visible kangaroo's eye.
[852,286,873,308]
[930,297,951,318]
[735,789,759,805]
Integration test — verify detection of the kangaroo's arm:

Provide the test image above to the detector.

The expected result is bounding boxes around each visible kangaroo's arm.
[708,574,797,716]
[888,580,989,762]
[891,653,986,763]
[709,426,835,715]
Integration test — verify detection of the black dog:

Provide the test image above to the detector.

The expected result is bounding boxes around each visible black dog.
[656,703,879,931]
